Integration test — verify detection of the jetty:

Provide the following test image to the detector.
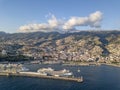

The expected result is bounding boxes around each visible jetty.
[0,71,83,83]
[0,64,83,83]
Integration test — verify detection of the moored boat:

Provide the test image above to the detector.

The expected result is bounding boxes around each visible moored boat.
[37,67,73,77]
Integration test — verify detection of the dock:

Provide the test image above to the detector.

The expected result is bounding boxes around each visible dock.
[0,71,83,83]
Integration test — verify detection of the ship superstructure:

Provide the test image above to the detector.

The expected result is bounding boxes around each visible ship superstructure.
[37,67,73,77]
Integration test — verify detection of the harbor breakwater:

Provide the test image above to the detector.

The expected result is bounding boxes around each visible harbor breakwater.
[0,72,83,83]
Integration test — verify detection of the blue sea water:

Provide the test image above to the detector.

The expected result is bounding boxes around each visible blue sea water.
[0,64,120,90]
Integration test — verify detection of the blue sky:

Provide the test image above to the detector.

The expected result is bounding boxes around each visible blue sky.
[0,0,120,33]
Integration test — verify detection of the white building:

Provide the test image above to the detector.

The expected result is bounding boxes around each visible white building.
[1,50,7,55]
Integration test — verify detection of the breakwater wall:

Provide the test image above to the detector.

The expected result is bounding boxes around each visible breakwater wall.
[0,72,83,83]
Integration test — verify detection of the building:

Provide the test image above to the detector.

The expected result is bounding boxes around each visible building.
[1,50,7,55]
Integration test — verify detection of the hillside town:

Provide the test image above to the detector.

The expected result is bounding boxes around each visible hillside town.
[0,31,120,65]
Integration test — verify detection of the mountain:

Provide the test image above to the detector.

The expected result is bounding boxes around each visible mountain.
[0,30,120,63]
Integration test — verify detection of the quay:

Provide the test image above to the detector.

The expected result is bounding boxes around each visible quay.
[63,62,101,66]
[0,71,83,83]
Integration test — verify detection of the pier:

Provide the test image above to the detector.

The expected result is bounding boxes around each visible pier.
[0,71,83,83]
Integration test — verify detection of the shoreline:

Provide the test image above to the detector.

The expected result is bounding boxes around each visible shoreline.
[62,62,120,68]
[62,62,101,66]
[0,61,119,68]
[102,63,120,68]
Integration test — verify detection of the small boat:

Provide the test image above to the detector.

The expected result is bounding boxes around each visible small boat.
[77,69,80,72]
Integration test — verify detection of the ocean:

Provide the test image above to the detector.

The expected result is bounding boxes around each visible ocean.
[0,64,120,90]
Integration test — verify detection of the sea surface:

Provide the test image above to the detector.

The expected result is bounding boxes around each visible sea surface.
[0,64,120,90]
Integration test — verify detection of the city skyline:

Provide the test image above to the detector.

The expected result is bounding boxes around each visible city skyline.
[0,0,120,33]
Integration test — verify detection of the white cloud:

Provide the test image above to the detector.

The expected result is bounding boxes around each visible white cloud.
[48,15,59,28]
[63,11,102,30]
[18,11,103,33]
[18,14,61,33]
[88,11,103,27]
[63,17,88,30]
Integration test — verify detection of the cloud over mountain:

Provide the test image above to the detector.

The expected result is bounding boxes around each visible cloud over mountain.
[63,11,102,30]
[18,15,61,32]
[18,11,103,33]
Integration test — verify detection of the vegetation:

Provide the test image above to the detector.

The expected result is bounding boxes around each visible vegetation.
[0,55,33,62]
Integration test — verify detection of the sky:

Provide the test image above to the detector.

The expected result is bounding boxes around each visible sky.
[0,0,120,33]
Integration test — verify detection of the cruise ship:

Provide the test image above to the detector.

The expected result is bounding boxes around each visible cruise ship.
[37,68,73,77]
